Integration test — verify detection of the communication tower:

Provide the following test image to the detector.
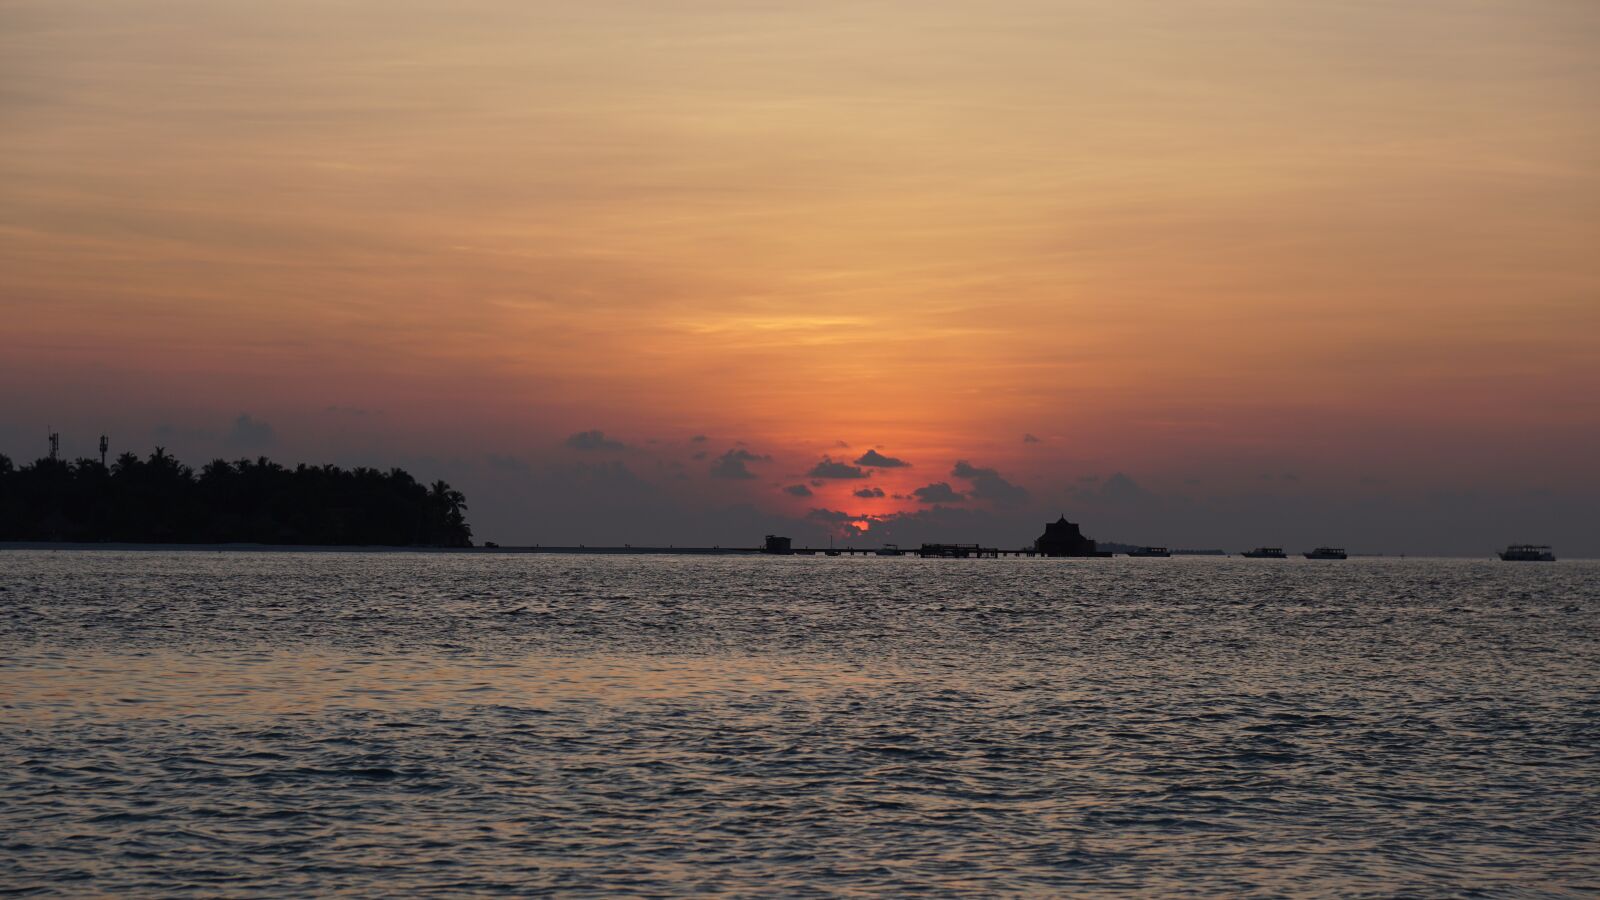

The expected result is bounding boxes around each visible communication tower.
[48,430,60,461]
[99,435,109,466]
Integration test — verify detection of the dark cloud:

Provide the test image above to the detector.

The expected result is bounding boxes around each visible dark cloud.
[692,451,707,460]
[690,434,708,443]
[404,444,1600,556]
[324,405,372,417]
[1069,472,1150,508]
[951,460,1029,506]
[913,482,964,504]
[224,413,275,451]
[951,460,994,479]
[854,449,908,468]
[710,456,757,480]
[854,486,886,498]
[1023,433,1041,443]
[806,508,857,524]
[710,457,756,479]
[843,504,1017,547]
[1100,472,1148,503]
[808,455,868,479]
[565,429,626,452]
[710,448,769,479]
[783,484,813,497]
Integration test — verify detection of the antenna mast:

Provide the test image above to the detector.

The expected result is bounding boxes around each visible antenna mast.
[48,429,60,461]
[99,435,109,467]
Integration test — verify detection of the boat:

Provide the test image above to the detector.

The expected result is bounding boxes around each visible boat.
[1499,544,1555,562]
[1242,547,1287,558]
[1303,547,1347,560]
[824,536,841,557]
[1128,546,1170,557]
[876,543,903,557]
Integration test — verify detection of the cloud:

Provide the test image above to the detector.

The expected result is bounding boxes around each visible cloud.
[913,482,964,504]
[806,508,858,524]
[843,504,1018,546]
[854,449,909,468]
[224,413,275,451]
[1102,472,1148,503]
[1023,433,1041,443]
[1071,472,1149,506]
[951,460,1029,506]
[690,434,707,443]
[783,483,813,497]
[853,486,886,498]
[808,455,868,479]
[710,448,769,479]
[951,461,993,479]
[565,429,626,451]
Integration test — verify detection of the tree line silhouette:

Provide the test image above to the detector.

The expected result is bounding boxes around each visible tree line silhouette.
[0,449,472,546]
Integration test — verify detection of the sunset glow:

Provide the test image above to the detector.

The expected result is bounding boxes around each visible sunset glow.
[3,0,1596,551]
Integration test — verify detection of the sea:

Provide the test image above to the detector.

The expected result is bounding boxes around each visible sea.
[1,551,1596,897]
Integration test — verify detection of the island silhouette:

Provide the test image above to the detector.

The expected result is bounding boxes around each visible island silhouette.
[0,449,472,546]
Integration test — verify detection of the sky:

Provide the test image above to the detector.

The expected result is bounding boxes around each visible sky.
[3,0,1597,554]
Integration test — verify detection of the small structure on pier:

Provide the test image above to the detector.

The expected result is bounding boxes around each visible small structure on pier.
[1035,515,1098,557]
[763,534,793,555]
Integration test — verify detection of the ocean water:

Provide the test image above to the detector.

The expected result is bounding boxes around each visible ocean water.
[1,551,1596,897]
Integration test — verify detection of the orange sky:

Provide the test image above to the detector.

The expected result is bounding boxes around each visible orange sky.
[2,1,1597,548]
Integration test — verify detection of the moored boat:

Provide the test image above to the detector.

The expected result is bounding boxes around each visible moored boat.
[1303,547,1347,560]
[1128,546,1170,557]
[1242,547,1287,558]
[1499,544,1555,562]
[876,543,903,556]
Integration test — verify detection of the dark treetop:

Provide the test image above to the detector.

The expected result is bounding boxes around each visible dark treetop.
[0,449,472,547]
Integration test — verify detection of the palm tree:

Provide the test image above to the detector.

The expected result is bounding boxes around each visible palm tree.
[428,480,471,546]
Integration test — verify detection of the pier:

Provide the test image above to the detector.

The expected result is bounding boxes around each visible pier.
[475,543,1047,557]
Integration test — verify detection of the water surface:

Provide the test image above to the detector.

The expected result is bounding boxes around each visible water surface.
[2,552,1596,896]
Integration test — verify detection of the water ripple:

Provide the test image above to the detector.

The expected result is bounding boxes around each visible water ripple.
[1,552,1597,896]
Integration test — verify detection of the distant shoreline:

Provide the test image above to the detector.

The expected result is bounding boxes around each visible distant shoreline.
[0,542,1571,559]
[0,541,760,555]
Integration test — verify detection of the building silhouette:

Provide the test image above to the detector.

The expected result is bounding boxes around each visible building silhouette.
[1035,515,1097,557]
